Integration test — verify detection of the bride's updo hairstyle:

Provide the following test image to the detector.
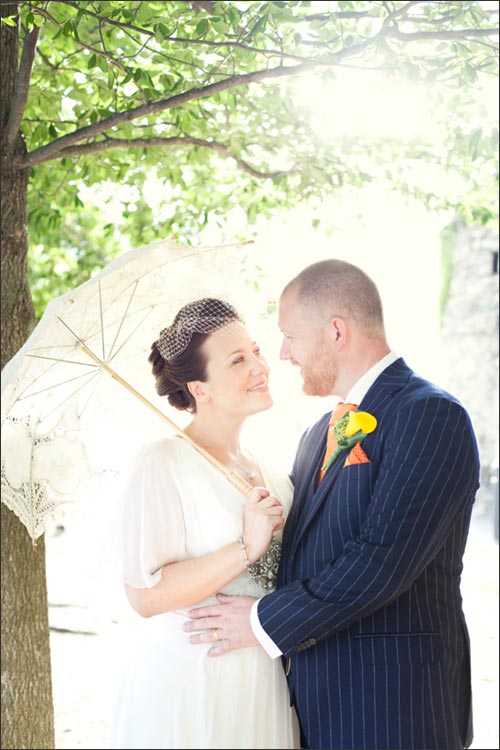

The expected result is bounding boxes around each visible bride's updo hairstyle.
[149,297,242,412]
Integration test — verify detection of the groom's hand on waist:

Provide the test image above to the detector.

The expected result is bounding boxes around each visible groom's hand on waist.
[183,593,258,656]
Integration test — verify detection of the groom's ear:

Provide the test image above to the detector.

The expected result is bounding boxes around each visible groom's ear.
[330,317,348,350]
[187,380,210,403]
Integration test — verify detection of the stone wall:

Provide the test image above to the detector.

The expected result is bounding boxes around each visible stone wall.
[441,220,499,486]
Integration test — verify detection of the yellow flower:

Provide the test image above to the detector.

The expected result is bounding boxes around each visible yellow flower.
[323,409,378,473]
[344,411,377,438]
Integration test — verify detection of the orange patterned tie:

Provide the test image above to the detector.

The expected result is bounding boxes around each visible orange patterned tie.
[318,402,358,484]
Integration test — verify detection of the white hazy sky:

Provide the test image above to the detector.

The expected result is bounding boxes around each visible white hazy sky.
[77,65,498,468]
[194,69,497,464]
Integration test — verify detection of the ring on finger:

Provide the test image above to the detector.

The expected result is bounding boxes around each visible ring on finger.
[213,628,221,642]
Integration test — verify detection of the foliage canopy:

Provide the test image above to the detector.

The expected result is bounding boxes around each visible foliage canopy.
[3,0,499,314]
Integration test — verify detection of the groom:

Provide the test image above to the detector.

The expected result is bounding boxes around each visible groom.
[184,259,480,750]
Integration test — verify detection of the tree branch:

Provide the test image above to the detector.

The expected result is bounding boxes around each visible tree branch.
[157,36,310,62]
[381,1,421,32]
[36,45,58,70]
[49,0,323,62]
[6,24,40,146]
[55,0,154,38]
[189,0,216,13]
[41,135,291,180]
[19,59,329,167]
[304,11,374,21]
[387,1,421,20]
[55,0,308,62]
[16,1,497,169]
[404,13,470,26]
[76,37,127,71]
[387,27,499,41]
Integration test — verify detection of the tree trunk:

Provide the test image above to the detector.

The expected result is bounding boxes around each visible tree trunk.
[1,4,55,748]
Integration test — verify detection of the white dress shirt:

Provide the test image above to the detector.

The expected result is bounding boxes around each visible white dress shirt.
[250,350,400,658]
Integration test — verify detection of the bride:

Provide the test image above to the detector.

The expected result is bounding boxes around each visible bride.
[109,297,300,749]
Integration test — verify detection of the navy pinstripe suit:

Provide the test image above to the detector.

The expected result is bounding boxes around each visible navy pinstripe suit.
[258,358,480,750]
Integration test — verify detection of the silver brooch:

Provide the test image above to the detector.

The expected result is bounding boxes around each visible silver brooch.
[248,537,282,590]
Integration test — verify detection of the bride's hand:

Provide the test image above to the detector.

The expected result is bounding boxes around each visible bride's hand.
[242,486,284,563]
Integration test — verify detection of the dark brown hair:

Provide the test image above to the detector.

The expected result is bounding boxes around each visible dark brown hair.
[148,298,241,412]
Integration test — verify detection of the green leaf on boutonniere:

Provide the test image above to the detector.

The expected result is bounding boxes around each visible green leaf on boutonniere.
[321,431,369,473]
[321,410,377,474]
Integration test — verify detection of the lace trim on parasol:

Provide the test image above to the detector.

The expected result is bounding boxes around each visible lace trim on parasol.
[1,414,60,542]
[1,468,57,543]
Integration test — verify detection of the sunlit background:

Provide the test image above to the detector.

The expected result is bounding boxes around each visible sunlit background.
[45,60,499,750]
[55,56,499,485]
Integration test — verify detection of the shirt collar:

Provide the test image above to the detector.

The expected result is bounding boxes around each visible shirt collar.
[333,351,399,408]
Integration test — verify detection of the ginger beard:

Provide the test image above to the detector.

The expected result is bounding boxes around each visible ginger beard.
[298,331,338,397]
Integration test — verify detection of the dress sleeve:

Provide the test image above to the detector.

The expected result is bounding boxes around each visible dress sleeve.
[118,440,188,589]
[253,451,294,514]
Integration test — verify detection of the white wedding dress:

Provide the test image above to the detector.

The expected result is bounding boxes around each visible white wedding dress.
[109,437,300,750]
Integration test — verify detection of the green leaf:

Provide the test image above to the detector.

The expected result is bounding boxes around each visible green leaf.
[469,128,483,161]
[463,62,477,82]
[170,78,185,93]
[1,15,17,27]
[247,15,267,39]
[97,56,108,72]
[212,18,229,33]
[121,68,134,84]
[87,53,97,69]
[228,6,241,25]
[196,18,208,35]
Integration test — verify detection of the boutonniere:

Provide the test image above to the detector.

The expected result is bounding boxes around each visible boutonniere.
[321,410,377,473]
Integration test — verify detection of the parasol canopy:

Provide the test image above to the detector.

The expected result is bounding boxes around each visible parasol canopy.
[1,237,256,544]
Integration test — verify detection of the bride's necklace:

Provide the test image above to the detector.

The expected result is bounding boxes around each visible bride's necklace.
[226,451,257,481]
[186,425,257,482]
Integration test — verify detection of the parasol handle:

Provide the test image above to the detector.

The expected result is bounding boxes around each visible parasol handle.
[80,343,253,498]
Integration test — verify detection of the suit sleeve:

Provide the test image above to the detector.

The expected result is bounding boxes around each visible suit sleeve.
[257,395,480,656]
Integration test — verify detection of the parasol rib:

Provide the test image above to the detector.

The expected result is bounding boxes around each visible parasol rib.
[18,365,100,400]
[98,282,106,360]
[107,280,139,361]
[83,344,253,497]
[55,314,253,498]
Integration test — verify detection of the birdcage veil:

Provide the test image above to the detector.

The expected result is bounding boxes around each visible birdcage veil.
[156,298,242,361]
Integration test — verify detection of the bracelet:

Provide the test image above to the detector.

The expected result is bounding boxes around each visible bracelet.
[238,535,251,568]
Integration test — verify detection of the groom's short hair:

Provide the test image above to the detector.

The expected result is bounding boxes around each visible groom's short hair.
[283,259,386,338]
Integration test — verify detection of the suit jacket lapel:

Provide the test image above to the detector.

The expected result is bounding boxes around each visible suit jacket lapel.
[288,358,412,555]
[290,437,348,547]
[282,416,328,559]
